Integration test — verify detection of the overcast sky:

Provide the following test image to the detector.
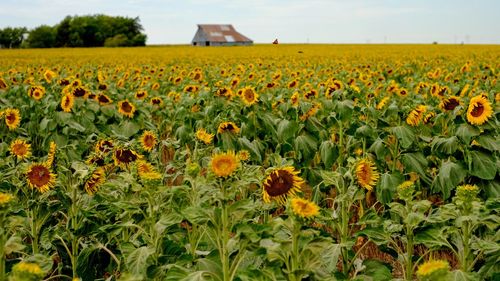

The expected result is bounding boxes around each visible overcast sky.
[0,0,499,44]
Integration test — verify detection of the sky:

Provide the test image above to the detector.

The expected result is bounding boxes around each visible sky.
[0,0,499,45]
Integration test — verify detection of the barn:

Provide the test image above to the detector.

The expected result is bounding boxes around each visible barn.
[191,24,253,46]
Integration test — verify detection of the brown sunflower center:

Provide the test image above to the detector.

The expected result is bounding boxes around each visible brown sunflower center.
[12,143,27,155]
[115,149,137,163]
[444,98,460,110]
[73,87,86,97]
[244,89,254,100]
[470,103,484,117]
[152,98,161,105]
[63,96,71,107]
[98,95,110,103]
[121,102,133,113]
[143,135,155,147]
[27,165,50,187]
[264,170,294,196]
[6,113,16,123]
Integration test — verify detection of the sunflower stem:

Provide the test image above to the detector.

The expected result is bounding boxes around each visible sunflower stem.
[30,206,39,255]
[220,180,230,281]
[290,218,300,281]
[0,211,6,281]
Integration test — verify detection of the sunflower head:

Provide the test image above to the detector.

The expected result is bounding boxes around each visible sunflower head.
[290,197,320,218]
[61,93,74,112]
[26,163,56,193]
[195,128,214,145]
[118,100,136,118]
[150,97,163,106]
[397,181,415,201]
[439,96,461,111]
[217,121,240,134]
[0,77,8,90]
[466,95,493,125]
[28,85,46,101]
[140,130,157,152]
[113,148,140,167]
[210,151,239,178]
[135,90,148,100]
[136,160,162,180]
[237,150,250,161]
[0,192,14,206]
[95,139,114,153]
[263,166,304,204]
[10,139,31,160]
[4,108,21,130]
[455,184,479,207]
[84,167,106,195]
[416,260,449,279]
[240,87,259,106]
[72,86,89,98]
[97,93,113,105]
[12,261,45,278]
[355,159,380,191]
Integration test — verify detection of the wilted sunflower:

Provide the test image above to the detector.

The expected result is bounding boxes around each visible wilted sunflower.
[262,166,304,204]
[355,159,380,191]
[46,141,56,166]
[94,139,114,153]
[217,121,240,134]
[10,139,31,160]
[195,128,214,145]
[136,160,162,180]
[26,163,56,193]
[4,108,21,130]
[28,85,46,101]
[290,197,320,218]
[84,167,106,195]
[240,87,259,106]
[466,95,493,125]
[118,100,136,118]
[0,77,8,90]
[423,112,435,124]
[439,96,461,111]
[406,105,426,126]
[140,130,157,152]
[210,151,239,177]
[97,93,113,105]
[61,93,74,112]
[113,148,139,166]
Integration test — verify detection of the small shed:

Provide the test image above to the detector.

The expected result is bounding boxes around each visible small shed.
[191,24,253,46]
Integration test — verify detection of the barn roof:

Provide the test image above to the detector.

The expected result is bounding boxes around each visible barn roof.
[196,24,252,43]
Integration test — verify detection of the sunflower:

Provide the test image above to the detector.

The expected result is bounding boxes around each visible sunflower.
[195,128,214,145]
[0,192,14,206]
[84,167,106,195]
[216,87,233,98]
[135,90,148,100]
[217,121,240,134]
[303,89,318,100]
[97,93,113,105]
[262,166,304,204]
[46,141,56,166]
[28,85,46,101]
[140,130,157,152]
[136,160,162,180]
[355,159,380,191]
[10,139,31,160]
[4,108,21,130]
[423,112,435,124]
[43,69,56,83]
[150,97,163,106]
[416,260,449,278]
[0,77,8,90]
[237,150,250,161]
[71,86,89,98]
[240,86,259,106]
[290,197,320,218]
[12,262,44,277]
[95,139,114,153]
[26,163,56,193]
[288,80,298,88]
[466,95,493,125]
[439,96,461,111]
[113,148,139,166]
[118,100,136,118]
[406,105,427,126]
[61,93,74,112]
[290,91,300,107]
[210,151,239,177]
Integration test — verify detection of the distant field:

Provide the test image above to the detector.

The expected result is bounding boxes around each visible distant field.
[0,44,498,281]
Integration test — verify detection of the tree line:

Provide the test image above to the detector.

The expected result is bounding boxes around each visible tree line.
[0,15,147,48]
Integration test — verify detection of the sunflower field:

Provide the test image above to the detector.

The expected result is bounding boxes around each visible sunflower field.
[0,45,499,281]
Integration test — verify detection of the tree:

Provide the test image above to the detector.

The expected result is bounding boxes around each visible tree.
[0,27,28,48]
[26,25,56,48]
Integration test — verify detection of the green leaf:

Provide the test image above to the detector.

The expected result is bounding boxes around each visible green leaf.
[357,227,391,245]
[455,123,480,144]
[390,125,415,149]
[469,151,496,180]
[319,141,338,168]
[239,137,262,162]
[67,120,86,132]
[126,246,155,276]
[335,99,354,121]
[3,235,25,255]
[414,227,451,249]
[277,119,299,142]
[450,270,480,281]
[377,172,403,204]
[294,134,317,160]
[431,160,466,199]
[369,138,389,160]
[401,152,431,184]
[359,260,392,281]
[476,135,500,151]
[431,136,459,155]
